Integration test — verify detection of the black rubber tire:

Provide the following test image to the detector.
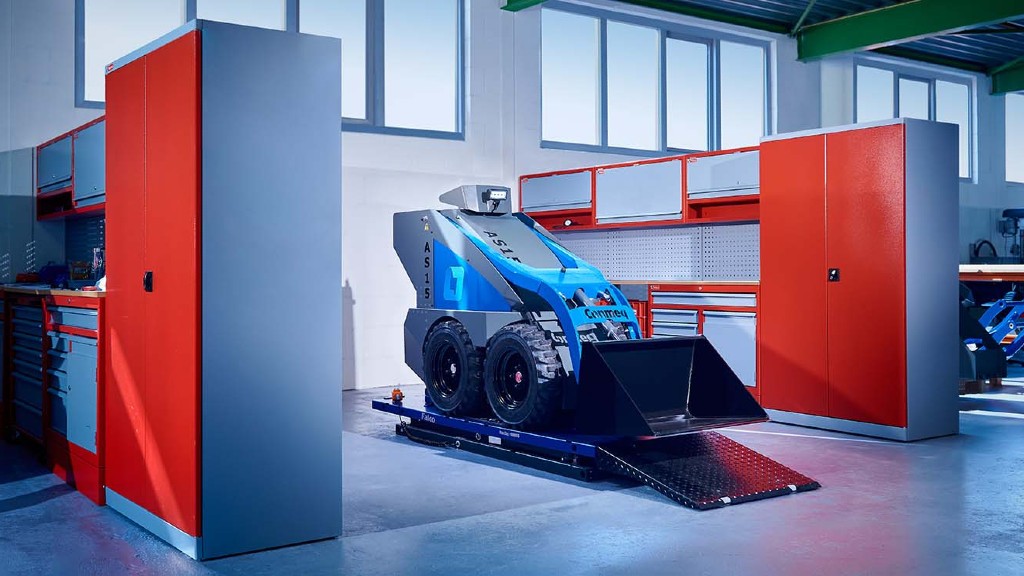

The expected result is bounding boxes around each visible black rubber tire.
[484,324,563,430]
[423,320,486,416]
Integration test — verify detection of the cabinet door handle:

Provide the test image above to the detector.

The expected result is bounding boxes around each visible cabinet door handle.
[143,271,154,292]
[828,268,840,282]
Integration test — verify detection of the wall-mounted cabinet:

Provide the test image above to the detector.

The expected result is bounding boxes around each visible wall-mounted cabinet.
[36,117,106,220]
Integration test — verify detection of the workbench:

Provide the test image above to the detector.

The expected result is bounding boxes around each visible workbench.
[0,286,106,503]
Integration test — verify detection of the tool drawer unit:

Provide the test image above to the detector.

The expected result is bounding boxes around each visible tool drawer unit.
[6,298,46,442]
[44,294,105,504]
[649,284,759,400]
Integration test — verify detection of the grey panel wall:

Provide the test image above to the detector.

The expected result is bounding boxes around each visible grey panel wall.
[904,120,959,440]
[199,22,342,559]
[0,148,63,282]
[554,222,758,282]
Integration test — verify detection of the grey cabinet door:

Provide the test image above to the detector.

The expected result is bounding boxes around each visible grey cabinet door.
[74,121,106,202]
[37,136,73,190]
[702,311,757,387]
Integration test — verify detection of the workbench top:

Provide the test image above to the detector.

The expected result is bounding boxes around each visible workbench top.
[0,286,105,298]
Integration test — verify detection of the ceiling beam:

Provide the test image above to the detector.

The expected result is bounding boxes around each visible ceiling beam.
[992,56,1024,94]
[502,0,547,11]
[503,0,788,33]
[798,0,1024,61]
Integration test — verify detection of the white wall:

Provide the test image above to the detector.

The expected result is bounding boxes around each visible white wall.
[0,0,1017,389]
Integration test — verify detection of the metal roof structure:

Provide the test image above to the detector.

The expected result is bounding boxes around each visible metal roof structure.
[505,0,1024,93]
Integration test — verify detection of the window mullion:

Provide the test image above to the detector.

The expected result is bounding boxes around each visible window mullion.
[599,18,609,148]
[659,29,667,151]
[368,0,385,127]
[711,39,721,151]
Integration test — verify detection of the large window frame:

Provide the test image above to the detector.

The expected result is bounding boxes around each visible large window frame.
[540,2,772,156]
[75,0,466,141]
[854,57,975,181]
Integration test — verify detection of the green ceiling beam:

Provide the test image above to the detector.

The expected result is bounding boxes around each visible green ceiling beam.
[992,57,1024,94]
[798,0,1024,61]
[503,0,787,33]
[502,0,547,11]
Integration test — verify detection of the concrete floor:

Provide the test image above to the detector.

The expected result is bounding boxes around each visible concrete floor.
[2,385,1024,576]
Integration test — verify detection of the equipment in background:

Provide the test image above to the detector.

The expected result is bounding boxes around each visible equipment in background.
[959,283,1008,392]
[379,185,820,509]
[970,209,1024,265]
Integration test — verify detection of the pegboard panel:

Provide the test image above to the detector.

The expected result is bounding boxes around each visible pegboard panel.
[553,230,612,271]
[556,226,702,281]
[701,223,760,280]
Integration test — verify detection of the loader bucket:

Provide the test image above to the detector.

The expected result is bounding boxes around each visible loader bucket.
[573,336,767,437]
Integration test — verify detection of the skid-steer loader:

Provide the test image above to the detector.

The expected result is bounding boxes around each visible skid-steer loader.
[393,185,767,435]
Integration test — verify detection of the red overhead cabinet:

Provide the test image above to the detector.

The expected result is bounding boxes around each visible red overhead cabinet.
[759,120,959,441]
[104,21,342,559]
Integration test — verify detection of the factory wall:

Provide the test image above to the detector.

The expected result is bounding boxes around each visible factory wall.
[0,0,1017,388]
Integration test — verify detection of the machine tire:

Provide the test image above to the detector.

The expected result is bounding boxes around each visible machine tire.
[423,320,486,416]
[484,324,563,429]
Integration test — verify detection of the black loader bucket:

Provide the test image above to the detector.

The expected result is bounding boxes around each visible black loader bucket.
[573,336,767,437]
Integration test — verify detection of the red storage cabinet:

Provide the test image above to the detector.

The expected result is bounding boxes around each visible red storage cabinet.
[759,120,959,441]
[104,21,342,560]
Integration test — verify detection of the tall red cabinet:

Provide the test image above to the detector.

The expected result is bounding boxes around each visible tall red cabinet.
[104,21,342,559]
[759,119,959,441]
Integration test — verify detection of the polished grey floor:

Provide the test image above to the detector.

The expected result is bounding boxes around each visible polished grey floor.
[2,383,1024,576]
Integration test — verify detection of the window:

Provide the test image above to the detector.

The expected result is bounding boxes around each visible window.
[606,22,660,150]
[383,0,460,133]
[197,0,286,30]
[855,66,894,122]
[541,10,600,145]
[719,41,766,150]
[300,0,368,120]
[898,78,929,120]
[541,6,769,154]
[301,0,463,136]
[856,63,973,178]
[78,0,187,105]
[1007,93,1024,183]
[937,81,970,180]
[79,0,466,138]
[666,39,708,151]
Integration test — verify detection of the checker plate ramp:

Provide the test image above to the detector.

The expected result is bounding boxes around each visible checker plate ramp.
[597,431,820,510]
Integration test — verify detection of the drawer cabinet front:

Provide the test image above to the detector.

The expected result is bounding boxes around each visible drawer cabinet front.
[48,349,70,373]
[12,332,44,350]
[12,356,44,380]
[703,311,757,387]
[11,318,44,336]
[651,321,699,337]
[13,373,43,410]
[12,304,44,322]
[49,389,68,435]
[48,368,70,393]
[50,306,100,331]
[37,135,73,190]
[650,309,698,324]
[651,291,757,308]
[13,400,43,439]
